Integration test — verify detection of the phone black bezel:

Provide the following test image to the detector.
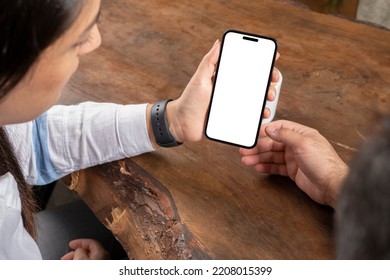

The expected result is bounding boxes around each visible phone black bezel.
[205,29,278,148]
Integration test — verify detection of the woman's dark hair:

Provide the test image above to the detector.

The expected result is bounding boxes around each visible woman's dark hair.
[0,0,83,97]
[336,116,390,259]
[0,0,83,238]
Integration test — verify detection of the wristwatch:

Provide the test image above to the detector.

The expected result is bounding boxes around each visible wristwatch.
[151,100,183,147]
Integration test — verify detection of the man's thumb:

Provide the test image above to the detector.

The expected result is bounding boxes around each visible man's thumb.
[265,126,302,148]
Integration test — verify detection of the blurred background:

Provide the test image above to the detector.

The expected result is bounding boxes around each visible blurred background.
[296,0,390,28]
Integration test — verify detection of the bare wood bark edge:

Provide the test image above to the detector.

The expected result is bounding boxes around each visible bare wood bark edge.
[63,158,211,260]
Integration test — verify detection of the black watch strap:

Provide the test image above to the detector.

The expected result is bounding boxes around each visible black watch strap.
[151,100,183,148]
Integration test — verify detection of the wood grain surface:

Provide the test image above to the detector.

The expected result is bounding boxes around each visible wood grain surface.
[61,0,390,259]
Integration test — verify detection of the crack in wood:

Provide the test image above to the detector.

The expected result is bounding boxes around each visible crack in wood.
[95,159,211,259]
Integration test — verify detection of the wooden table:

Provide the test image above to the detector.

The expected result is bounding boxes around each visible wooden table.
[60,0,390,259]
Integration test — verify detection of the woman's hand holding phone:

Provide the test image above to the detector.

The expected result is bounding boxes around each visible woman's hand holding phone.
[156,35,280,146]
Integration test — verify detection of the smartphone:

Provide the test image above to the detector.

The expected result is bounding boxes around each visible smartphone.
[205,30,277,148]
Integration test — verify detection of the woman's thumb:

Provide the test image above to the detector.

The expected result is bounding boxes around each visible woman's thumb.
[194,39,220,82]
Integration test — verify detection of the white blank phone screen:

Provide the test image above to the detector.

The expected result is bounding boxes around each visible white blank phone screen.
[206,31,276,148]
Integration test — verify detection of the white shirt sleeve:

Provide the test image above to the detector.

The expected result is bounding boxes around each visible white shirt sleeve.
[6,102,154,185]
